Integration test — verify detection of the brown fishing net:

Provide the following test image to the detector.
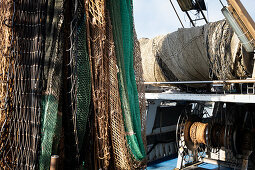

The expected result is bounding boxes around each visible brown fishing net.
[85,1,147,168]
[206,20,252,80]
[0,0,13,168]
[85,0,110,169]
[4,0,48,169]
[106,12,133,170]
[0,0,12,134]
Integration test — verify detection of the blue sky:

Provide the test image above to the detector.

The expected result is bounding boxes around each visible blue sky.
[133,0,255,39]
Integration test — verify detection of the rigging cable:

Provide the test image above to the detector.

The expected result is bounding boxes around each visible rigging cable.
[169,0,185,28]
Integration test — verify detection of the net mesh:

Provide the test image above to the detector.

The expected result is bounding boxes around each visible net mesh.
[106,10,133,170]
[0,1,147,169]
[107,2,134,164]
[85,0,110,169]
[39,0,64,169]
[0,0,12,122]
[140,20,252,83]
[119,0,146,162]
[61,0,79,168]
[61,0,92,168]
[0,0,13,168]
[107,0,146,167]
[3,0,48,169]
[133,29,147,161]
[76,0,91,155]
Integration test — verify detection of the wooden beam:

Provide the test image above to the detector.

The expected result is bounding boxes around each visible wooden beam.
[227,6,254,48]
[227,0,255,43]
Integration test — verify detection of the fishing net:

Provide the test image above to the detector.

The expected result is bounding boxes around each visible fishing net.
[140,36,174,83]
[61,0,79,168]
[76,0,91,155]
[107,2,133,165]
[140,20,252,83]
[0,0,13,168]
[39,0,64,169]
[206,20,252,80]
[119,0,146,162]
[0,0,12,126]
[141,25,208,82]
[133,29,147,164]
[60,0,92,169]
[107,0,146,167]
[106,9,133,170]
[2,0,48,169]
[140,36,174,82]
[85,0,110,169]
[0,1,147,169]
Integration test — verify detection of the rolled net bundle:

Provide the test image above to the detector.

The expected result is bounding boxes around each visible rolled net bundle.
[205,20,252,80]
[140,20,253,83]
[140,36,175,82]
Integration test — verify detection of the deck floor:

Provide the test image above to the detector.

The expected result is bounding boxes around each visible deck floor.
[147,157,232,170]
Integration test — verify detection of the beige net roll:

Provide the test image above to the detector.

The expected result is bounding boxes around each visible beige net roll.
[140,20,253,83]
[140,36,169,82]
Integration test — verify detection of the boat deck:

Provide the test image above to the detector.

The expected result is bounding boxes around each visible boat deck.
[147,156,232,170]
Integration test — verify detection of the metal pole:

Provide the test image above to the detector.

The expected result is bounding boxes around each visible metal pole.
[169,0,185,28]
[252,52,255,78]
[219,0,225,7]
[50,155,59,170]
[144,79,255,85]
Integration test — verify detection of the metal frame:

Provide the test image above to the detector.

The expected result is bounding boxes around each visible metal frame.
[145,79,255,85]
[146,93,255,104]
[145,80,255,169]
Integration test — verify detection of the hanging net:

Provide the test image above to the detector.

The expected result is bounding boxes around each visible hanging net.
[0,1,148,169]
[3,0,48,169]
[0,0,13,168]
[60,0,92,169]
[85,0,110,169]
[108,0,147,167]
[39,0,64,169]
[106,8,133,170]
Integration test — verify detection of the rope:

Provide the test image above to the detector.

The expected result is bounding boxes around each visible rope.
[189,122,208,145]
